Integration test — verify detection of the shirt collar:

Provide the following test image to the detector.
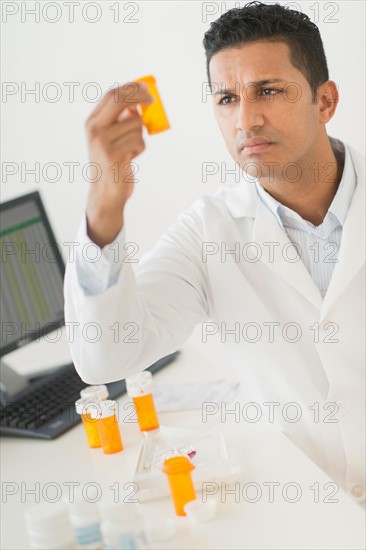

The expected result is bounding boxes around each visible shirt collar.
[254,137,357,236]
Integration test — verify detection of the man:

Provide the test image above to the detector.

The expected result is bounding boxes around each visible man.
[64,2,365,505]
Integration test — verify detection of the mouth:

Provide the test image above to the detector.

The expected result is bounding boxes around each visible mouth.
[238,137,274,155]
[241,142,274,155]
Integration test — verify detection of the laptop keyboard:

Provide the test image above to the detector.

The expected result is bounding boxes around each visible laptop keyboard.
[0,352,179,439]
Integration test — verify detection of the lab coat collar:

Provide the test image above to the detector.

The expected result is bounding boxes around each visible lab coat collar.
[321,144,365,318]
[223,176,323,308]
[222,142,365,312]
[252,197,324,308]
[222,173,259,219]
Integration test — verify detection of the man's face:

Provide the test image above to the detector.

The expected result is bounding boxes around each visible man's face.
[209,41,322,182]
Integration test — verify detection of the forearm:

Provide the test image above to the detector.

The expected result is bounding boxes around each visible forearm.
[86,185,126,249]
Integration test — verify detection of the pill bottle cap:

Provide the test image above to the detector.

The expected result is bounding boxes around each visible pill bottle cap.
[75,397,101,416]
[162,455,195,475]
[25,503,75,548]
[67,485,100,522]
[25,502,70,531]
[145,517,177,542]
[126,371,153,397]
[80,384,109,401]
[184,499,217,523]
[88,399,117,420]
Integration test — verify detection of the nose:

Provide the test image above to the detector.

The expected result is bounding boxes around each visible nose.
[235,93,265,132]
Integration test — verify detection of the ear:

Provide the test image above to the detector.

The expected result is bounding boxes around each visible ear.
[318,80,339,123]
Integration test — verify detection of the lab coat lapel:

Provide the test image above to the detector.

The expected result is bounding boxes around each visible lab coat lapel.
[252,198,323,309]
[224,179,323,309]
[321,146,365,317]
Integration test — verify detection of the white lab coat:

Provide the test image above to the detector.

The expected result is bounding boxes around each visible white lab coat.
[64,143,365,503]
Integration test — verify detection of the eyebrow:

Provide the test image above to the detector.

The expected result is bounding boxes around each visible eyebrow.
[213,79,285,95]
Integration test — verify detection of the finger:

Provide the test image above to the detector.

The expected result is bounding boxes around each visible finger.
[108,132,146,164]
[88,82,153,130]
[89,82,148,118]
[101,114,143,144]
[109,128,145,152]
[117,105,139,122]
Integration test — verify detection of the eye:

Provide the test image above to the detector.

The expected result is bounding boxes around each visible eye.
[260,88,282,96]
[218,95,236,105]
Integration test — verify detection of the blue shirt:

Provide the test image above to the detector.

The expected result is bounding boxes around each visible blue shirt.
[254,138,357,297]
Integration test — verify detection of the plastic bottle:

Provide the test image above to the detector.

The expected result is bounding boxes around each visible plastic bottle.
[99,500,147,550]
[75,398,101,448]
[90,400,123,454]
[67,486,103,549]
[162,455,196,516]
[126,371,159,432]
[24,502,76,549]
[134,75,170,135]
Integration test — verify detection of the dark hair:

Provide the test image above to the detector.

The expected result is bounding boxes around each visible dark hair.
[203,1,329,103]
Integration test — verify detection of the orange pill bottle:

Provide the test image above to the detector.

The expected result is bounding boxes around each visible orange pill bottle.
[126,371,159,432]
[134,75,170,135]
[91,400,124,455]
[162,456,196,516]
[75,398,101,448]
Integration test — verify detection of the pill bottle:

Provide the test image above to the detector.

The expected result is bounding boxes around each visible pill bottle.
[80,385,109,402]
[126,371,159,432]
[162,455,196,516]
[134,75,170,135]
[90,400,123,454]
[75,398,101,448]
[99,500,147,550]
[24,502,76,549]
[67,485,103,550]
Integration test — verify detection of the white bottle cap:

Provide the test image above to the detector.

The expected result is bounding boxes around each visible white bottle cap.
[25,502,76,549]
[145,517,177,542]
[80,385,109,401]
[74,398,101,417]
[126,371,153,397]
[184,499,217,522]
[67,485,100,523]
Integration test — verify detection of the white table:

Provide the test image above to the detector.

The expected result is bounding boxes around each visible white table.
[1,329,365,549]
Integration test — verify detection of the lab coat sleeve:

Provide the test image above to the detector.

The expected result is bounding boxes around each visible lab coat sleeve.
[63,201,211,384]
[73,214,126,297]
